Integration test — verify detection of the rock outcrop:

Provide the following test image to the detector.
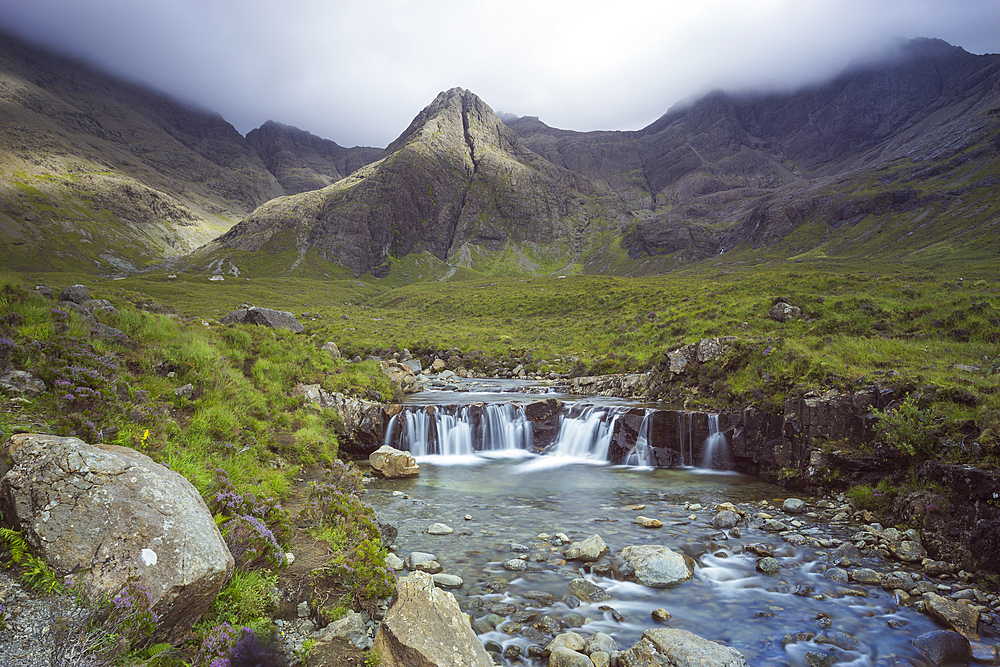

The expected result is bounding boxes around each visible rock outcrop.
[372,570,493,667]
[0,433,233,642]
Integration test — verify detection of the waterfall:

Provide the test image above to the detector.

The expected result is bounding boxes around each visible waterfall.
[387,403,532,457]
[548,405,620,461]
[624,409,652,466]
[677,412,694,466]
[700,414,732,470]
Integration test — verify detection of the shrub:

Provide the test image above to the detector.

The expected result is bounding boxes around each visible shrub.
[223,514,286,571]
[873,392,936,457]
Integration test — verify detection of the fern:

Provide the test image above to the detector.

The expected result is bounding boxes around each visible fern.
[0,526,31,564]
[0,527,63,593]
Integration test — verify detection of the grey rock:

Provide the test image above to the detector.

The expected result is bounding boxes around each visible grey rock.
[769,302,802,322]
[567,578,612,603]
[712,510,740,529]
[372,571,493,666]
[564,534,607,562]
[413,560,443,574]
[782,498,806,514]
[912,630,971,667]
[924,592,981,640]
[220,306,304,333]
[756,557,780,574]
[59,284,90,304]
[613,545,695,587]
[619,628,749,667]
[850,568,882,585]
[548,646,593,667]
[370,445,420,478]
[426,522,454,535]
[543,632,586,656]
[0,370,46,398]
[883,571,916,593]
[174,383,195,399]
[431,573,463,588]
[404,552,437,569]
[321,341,341,357]
[585,632,618,654]
[313,610,372,650]
[503,558,528,572]
[385,552,405,570]
[0,433,233,643]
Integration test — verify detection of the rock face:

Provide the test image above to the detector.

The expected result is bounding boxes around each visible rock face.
[220,306,304,333]
[613,545,695,587]
[0,433,233,642]
[372,570,493,667]
[370,445,420,478]
[619,628,749,667]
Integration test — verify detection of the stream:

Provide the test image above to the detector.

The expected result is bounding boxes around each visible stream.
[364,380,995,666]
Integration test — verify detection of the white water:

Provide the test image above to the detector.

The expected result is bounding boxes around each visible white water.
[701,413,732,470]
[623,409,652,467]
[388,401,731,470]
[385,403,532,458]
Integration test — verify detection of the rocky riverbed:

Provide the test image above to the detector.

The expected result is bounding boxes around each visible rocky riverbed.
[365,458,1000,667]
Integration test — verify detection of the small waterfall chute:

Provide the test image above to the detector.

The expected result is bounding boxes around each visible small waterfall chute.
[624,409,653,467]
[700,414,733,470]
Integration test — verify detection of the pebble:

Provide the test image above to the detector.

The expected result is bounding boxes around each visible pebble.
[652,608,671,621]
[503,558,528,571]
[634,516,663,528]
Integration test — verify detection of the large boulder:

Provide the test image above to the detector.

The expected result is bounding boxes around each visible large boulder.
[0,433,233,642]
[220,306,304,333]
[613,545,695,587]
[619,628,749,667]
[372,570,493,667]
[370,445,419,478]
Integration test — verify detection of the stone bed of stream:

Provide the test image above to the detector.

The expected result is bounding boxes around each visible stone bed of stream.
[365,457,1000,667]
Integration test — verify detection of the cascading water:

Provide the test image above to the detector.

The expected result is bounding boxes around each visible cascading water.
[547,405,620,461]
[623,409,652,466]
[385,403,533,457]
[700,413,732,470]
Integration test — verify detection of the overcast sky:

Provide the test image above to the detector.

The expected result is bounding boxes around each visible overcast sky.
[2,0,999,148]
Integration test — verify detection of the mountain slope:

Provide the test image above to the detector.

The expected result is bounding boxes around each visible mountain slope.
[0,31,284,272]
[246,121,382,195]
[202,88,615,277]
[509,38,1000,261]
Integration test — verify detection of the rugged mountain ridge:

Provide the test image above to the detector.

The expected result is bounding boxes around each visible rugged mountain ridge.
[246,121,382,195]
[205,88,613,276]
[1,31,998,278]
[508,38,1000,260]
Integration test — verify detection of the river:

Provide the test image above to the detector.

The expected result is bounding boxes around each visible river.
[364,380,993,666]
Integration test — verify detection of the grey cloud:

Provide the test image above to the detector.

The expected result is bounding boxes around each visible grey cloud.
[2,0,999,148]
